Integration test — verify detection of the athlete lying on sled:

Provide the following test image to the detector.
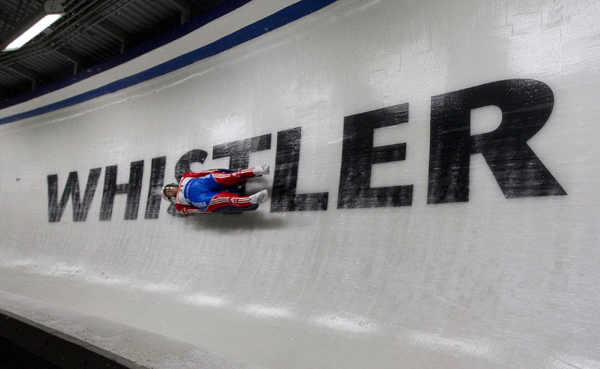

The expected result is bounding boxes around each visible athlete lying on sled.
[160,165,270,214]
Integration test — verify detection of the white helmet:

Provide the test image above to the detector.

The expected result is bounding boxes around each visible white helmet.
[161,183,178,203]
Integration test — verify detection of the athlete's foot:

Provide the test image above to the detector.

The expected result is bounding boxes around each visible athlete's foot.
[252,164,270,177]
[249,189,268,204]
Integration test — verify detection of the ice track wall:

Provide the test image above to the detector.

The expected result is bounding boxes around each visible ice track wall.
[1,0,599,368]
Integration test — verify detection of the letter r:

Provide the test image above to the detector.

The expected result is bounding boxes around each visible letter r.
[428,79,567,204]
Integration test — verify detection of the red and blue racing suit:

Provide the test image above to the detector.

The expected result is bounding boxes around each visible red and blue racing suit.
[174,169,258,214]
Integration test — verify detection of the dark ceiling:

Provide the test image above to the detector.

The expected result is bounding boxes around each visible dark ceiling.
[0,0,226,103]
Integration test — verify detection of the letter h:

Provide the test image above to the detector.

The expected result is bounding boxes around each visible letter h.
[100,161,144,221]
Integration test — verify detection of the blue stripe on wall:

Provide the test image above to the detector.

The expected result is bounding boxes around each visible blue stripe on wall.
[0,0,337,125]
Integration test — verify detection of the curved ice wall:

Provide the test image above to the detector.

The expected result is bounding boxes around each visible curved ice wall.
[1,0,599,368]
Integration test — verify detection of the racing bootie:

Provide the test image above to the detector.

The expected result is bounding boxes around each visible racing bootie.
[249,189,268,204]
[252,164,270,177]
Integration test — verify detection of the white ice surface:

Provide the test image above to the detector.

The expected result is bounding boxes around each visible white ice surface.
[0,291,268,369]
[0,0,599,368]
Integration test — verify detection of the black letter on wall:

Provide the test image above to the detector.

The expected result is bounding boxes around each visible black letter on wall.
[100,161,144,221]
[428,79,567,204]
[213,134,271,194]
[337,104,413,209]
[271,127,328,212]
[145,156,166,219]
[47,169,101,222]
[168,149,208,216]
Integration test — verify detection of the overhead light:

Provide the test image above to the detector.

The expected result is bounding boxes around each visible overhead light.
[1,0,65,52]
[3,14,63,52]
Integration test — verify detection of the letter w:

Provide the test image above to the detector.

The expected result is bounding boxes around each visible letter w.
[47,168,102,222]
